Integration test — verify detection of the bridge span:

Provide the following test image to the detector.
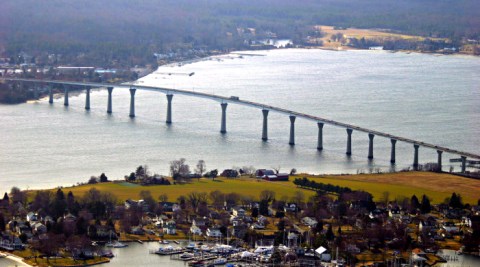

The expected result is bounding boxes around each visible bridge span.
[2,77,479,172]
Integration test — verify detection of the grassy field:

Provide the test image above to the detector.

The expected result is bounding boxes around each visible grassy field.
[293,172,480,204]
[312,25,448,50]
[52,172,479,205]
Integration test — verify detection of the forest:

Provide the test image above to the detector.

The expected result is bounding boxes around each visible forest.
[1,0,479,66]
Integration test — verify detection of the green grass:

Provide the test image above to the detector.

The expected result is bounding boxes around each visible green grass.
[40,172,479,204]
[60,177,315,202]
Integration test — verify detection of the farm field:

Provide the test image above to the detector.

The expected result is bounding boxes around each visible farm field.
[45,172,479,204]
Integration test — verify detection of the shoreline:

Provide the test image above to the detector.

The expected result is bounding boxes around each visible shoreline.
[3,252,34,267]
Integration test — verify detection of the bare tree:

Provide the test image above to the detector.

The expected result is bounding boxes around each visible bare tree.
[195,160,206,175]
[260,190,276,203]
[170,158,190,180]
[241,166,256,175]
[187,191,208,211]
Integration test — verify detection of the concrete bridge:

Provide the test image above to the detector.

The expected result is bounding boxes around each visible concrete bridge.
[3,77,479,173]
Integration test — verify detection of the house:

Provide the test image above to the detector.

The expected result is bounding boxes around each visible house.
[64,213,77,222]
[255,169,276,178]
[206,227,223,238]
[232,207,246,218]
[284,203,298,213]
[26,212,38,222]
[31,222,47,235]
[257,215,268,225]
[221,169,239,178]
[130,226,145,235]
[388,207,402,219]
[441,222,459,233]
[163,220,176,235]
[190,225,202,235]
[250,223,265,230]
[192,218,207,227]
[301,217,318,227]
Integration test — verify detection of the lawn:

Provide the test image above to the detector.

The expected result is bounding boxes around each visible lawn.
[42,172,479,204]
[291,172,480,204]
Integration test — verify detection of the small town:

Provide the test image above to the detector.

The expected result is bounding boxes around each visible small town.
[0,164,478,267]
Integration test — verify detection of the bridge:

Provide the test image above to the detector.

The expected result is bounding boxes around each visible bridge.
[2,77,479,173]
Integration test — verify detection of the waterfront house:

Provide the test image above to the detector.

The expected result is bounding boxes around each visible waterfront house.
[284,203,298,213]
[163,220,176,235]
[206,227,223,238]
[190,225,202,235]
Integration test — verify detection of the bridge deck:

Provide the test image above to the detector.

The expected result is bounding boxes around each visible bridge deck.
[3,77,479,159]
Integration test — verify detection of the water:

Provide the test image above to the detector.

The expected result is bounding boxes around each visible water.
[0,49,479,189]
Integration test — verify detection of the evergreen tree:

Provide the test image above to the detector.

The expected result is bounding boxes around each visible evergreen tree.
[99,173,108,183]
[325,224,335,241]
[420,195,431,214]
[410,195,420,212]
[449,192,463,209]
[0,213,5,232]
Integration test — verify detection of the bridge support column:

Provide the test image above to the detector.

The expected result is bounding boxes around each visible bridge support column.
[33,86,39,100]
[48,86,54,104]
[220,103,227,134]
[64,85,69,106]
[461,156,467,173]
[289,115,296,145]
[346,129,353,156]
[437,150,443,172]
[413,144,420,170]
[317,122,324,150]
[262,109,269,141]
[390,139,397,164]
[368,133,374,159]
[85,86,91,110]
[166,94,173,124]
[107,87,113,114]
[129,88,136,118]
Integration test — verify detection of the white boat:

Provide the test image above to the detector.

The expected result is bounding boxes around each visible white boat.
[159,240,169,244]
[180,252,195,259]
[186,243,196,250]
[106,241,128,248]
[213,257,227,265]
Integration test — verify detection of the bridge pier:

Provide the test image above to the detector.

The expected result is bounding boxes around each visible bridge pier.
[33,86,39,100]
[346,128,353,156]
[129,88,136,118]
[437,150,443,172]
[390,139,397,164]
[107,87,113,114]
[413,144,420,170]
[64,85,69,106]
[48,86,54,104]
[85,86,91,110]
[368,133,374,159]
[317,122,324,150]
[461,156,467,173]
[262,109,269,141]
[289,115,296,145]
[220,103,227,134]
[166,94,173,124]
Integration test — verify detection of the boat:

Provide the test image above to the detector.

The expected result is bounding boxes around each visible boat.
[173,240,180,244]
[160,240,169,244]
[0,253,6,258]
[180,252,195,259]
[213,257,227,265]
[105,240,128,248]
[98,250,114,258]
[189,260,205,267]
[186,243,196,250]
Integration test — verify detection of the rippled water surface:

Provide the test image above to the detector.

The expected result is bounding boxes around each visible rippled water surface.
[1,49,479,189]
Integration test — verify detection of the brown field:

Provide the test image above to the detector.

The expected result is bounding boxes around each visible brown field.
[311,25,448,50]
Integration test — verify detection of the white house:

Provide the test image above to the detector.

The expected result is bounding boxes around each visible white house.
[301,217,318,227]
[206,228,223,238]
[26,212,38,222]
[190,225,202,235]
[163,220,176,235]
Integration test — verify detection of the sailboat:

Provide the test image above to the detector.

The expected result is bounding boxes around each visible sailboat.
[105,230,128,248]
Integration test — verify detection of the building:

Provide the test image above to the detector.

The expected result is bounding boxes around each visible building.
[163,220,176,235]
[206,227,223,238]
